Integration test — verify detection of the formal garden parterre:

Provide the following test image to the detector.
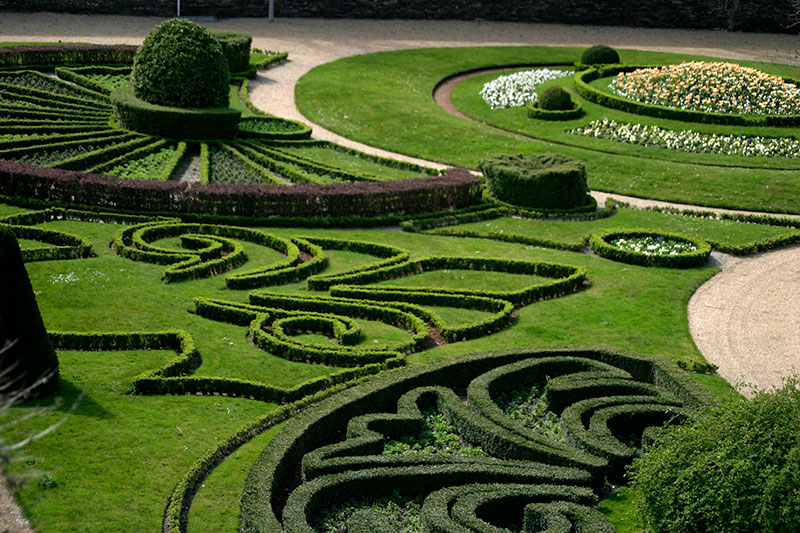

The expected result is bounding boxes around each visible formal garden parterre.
[1,22,799,533]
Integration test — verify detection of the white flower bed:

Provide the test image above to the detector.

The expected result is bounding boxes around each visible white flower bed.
[610,61,800,115]
[570,118,800,158]
[609,235,697,256]
[480,68,573,109]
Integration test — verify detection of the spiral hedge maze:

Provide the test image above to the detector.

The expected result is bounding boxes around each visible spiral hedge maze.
[239,345,712,532]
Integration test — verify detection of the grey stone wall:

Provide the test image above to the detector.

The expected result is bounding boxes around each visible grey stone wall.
[0,0,795,33]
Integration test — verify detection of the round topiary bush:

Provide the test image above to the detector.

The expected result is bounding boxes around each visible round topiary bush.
[538,86,574,111]
[631,381,800,532]
[580,45,620,65]
[478,153,588,210]
[131,18,229,109]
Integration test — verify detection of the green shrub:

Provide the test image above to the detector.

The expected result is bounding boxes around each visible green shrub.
[0,227,59,399]
[479,153,588,210]
[131,19,229,109]
[580,45,620,65]
[110,86,240,139]
[631,380,800,533]
[538,87,573,111]
[208,29,252,73]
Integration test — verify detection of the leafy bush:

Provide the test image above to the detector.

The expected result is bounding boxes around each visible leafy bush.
[580,45,620,65]
[479,153,588,209]
[131,19,229,109]
[631,380,800,532]
[538,86,573,111]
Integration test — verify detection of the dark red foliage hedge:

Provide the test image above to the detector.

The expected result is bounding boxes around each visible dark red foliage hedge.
[0,44,138,68]
[0,162,482,218]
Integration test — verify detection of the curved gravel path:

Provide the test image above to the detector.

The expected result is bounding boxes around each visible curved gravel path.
[2,14,800,530]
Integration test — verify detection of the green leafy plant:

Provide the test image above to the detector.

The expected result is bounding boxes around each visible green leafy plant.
[631,380,800,532]
[538,86,573,111]
[131,19,229,109]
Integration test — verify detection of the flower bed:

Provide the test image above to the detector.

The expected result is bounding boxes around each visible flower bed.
[480,68,573,109]
[610,61,800,116]
[589,228,711,268]
[571,118,800,159]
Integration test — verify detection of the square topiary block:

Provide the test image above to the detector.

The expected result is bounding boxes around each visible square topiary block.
[479,153,588,209]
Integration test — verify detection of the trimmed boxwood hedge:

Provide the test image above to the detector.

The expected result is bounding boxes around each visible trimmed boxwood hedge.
[110,86,241,139]
[589,228,712,268]
[208,29,252,74]
[526,99,583,120]
[0,44,137,70]
[0,162,483,218]
[239,345,713,532]
[479,153,588,210]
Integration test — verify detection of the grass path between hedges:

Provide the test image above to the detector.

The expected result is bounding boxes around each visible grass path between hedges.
[295,46,800,214]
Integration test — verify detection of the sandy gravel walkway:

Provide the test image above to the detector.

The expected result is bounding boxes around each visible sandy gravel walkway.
[1,14,800,529]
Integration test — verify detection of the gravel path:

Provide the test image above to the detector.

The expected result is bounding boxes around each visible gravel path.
[2,14,800,530]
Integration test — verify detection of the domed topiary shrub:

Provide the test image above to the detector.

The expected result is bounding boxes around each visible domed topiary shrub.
[538,86,573,111]
[580,45,620,65]
[131,18,229,109]
[479,153,588,210]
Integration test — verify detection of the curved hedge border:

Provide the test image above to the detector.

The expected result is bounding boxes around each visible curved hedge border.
[236,79,312,140]
[0,162,483,218]
[576,65,800,127]
[239,345,714,532]
[54,66,131,95]
[110,221,331,287]
[526,99,584,120]
[110,86,241,139]
[589,228,712,268]
[314,255,587,306]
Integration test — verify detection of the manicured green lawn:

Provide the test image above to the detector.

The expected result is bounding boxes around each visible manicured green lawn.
[295,46,800,213]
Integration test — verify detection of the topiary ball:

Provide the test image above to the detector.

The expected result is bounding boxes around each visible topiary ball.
[131,18,230,109]
[580,45,620,65]
[479,153,588,210]
[538,87,574,111]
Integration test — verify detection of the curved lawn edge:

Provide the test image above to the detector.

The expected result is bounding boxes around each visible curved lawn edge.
[295,46,800,215]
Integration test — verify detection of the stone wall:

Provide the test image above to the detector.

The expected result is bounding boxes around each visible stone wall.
[0,0,796,33]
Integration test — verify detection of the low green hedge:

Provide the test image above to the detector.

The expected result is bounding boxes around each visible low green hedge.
[523,500,615,532]
[239,345,714,531]
[0,223,93,261]
[316,255,587,306]
[589,228,712,268]
[112,221,312,286]
[110,86,241,139]
[328,286,514,343]
[576,65,800,126]
[0,69,110,104]
[236,79,312,140]
[526,99,583,120]
[303,236,410,290]
[55,65,131,95]
[0,129,120,151]
[195,295,426,367]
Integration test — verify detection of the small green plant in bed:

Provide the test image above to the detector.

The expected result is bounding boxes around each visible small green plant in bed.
[384,408,485,457]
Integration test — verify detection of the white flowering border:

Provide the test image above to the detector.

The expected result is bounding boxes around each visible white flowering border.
[570,118,800,159]
[589,228,712,268]
[480,68,574,109]
[610,61,800,116]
